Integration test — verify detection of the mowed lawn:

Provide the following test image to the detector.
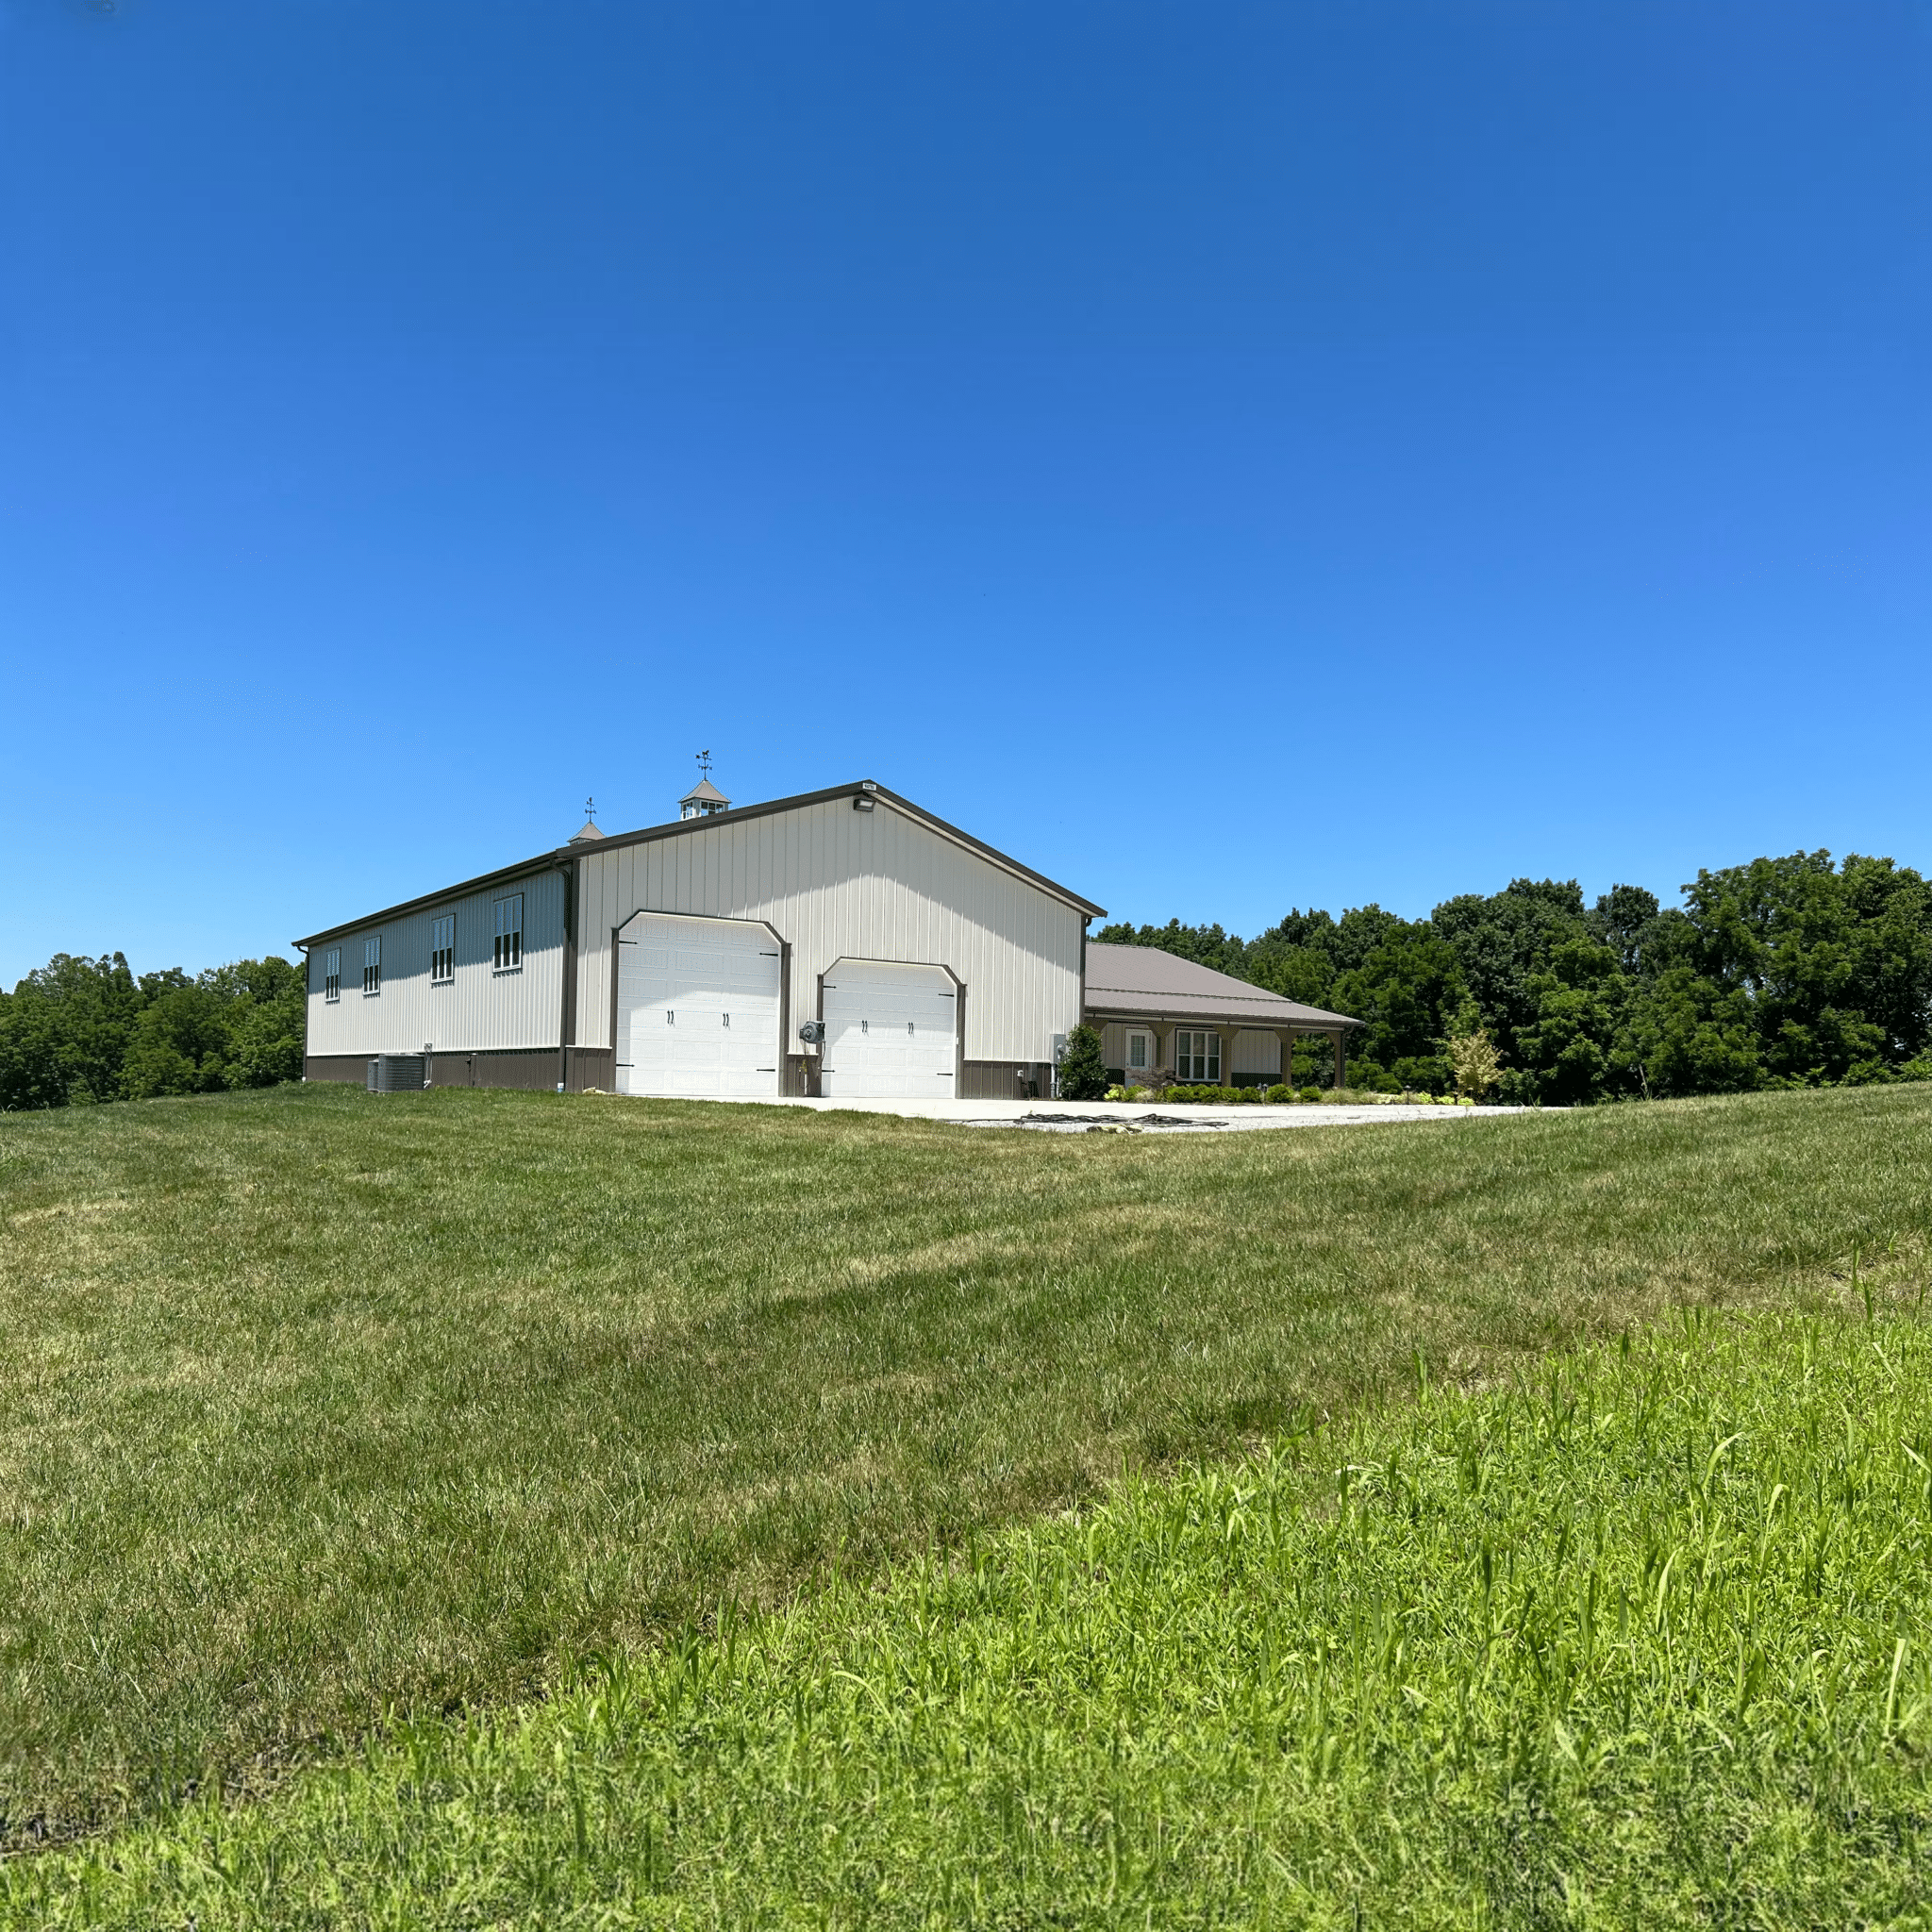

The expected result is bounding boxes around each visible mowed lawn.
[13,1310,1932,1928]
[1,1082,1927,1844]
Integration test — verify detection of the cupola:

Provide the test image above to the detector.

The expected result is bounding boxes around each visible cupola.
[679,751,730,821]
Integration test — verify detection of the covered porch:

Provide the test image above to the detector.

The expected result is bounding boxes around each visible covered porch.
[1082,941,1365,1091]
[1091,1016,1352,1090]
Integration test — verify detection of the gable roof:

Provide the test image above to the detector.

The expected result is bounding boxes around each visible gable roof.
[1083,942,1364,1030]
[293,779,1105,949]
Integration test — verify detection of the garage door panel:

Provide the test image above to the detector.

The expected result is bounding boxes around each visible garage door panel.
[615,913,782,1098]
[821,960,957,1098]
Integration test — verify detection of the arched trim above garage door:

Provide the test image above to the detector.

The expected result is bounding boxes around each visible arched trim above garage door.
[816,957,964,1099]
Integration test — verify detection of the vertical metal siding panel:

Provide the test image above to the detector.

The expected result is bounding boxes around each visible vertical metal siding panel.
[589,851,612,1050]
[604,848,623,1043]
[574,856,597,1051]
[600,848,620,1046]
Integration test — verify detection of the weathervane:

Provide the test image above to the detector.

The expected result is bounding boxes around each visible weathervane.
[696,749,712,778]
[583,795,596,824]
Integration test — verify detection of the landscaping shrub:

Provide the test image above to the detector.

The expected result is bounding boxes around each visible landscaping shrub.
[1056,1024,1108,1101]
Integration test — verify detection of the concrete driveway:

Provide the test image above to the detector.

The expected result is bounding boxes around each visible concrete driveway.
[654,1094,1533,1132]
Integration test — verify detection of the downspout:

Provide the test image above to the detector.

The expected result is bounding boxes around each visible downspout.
[291,942,310,1081]
[553,855,577,1093]
[1074,916,1090,1098]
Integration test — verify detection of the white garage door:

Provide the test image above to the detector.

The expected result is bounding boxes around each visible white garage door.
[615,912,783,1098]
[821,959,957,1097]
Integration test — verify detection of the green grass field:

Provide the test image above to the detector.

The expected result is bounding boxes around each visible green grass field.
[10,1307,1929,1927]
[2,1083,1928,1913]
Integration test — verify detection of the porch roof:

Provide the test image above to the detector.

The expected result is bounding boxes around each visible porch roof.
[1082,942,1364,1032]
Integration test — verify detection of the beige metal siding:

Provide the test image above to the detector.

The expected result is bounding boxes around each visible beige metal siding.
[1229,1029,1284,1078]
[575,799,1082,1063]
[304,869,564,1059]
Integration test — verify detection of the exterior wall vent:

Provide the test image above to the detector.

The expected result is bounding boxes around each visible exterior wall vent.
[367,1055,426,1092]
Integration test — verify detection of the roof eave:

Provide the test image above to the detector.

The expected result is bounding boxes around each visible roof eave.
[1084,999,1365,1029]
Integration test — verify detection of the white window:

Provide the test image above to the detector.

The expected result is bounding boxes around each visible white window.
[1125,1030,1150,1072]
[362,936,381,996]
[1174,1029,1220,1081]
[324,949,341,1003]
[431,915,454,985]
[492,894,523,972]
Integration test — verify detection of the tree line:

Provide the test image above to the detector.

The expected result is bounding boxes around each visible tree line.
[0,953,306,1111]
[1095,850,1932,1104]
[7,847,1928,1111]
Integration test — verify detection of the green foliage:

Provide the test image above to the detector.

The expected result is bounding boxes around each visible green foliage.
[1331,925,1467,1072]
[1056,1023,1109,1100]
[0,952,305,1108]
[1163,1083,1267,1104]
[16,1307,1932,1926]
[1104,849,1932,1104]
[0,953,144,1108]
[1445,1025,1504,1100]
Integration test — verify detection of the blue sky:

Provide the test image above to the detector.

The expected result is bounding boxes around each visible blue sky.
[3,0,1929,983]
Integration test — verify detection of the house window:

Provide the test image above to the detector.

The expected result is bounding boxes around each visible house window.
[1174,1029,1220,1081]
[431,916,455,985]
[1125,1030,1150,1072]
[492,894,523,972]
[322,949,341,1002]
[362,936,381,996]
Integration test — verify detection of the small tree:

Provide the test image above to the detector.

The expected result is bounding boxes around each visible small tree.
[1446,1024,1503,1100]
[1057,1024,1109,1101]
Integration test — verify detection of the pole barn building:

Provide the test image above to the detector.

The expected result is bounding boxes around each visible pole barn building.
[296,777,1107,1101]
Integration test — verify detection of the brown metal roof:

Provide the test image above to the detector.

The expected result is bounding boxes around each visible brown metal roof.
[1083,942,1363,1030]
[294,779,1105,948]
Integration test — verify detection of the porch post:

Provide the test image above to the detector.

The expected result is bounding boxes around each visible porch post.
[1222,1027,1238,1087]
[1275,1030,1294,1091]
[1332,1031,1344,1090]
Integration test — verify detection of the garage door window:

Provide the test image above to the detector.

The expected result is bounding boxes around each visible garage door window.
[1175,1029,1220,1081]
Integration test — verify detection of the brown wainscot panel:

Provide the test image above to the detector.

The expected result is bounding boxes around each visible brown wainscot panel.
[430,1049,561,1091]
[303,1054,372,1085]
[566,1047,617,1093]
[958,1060,1052,1101]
